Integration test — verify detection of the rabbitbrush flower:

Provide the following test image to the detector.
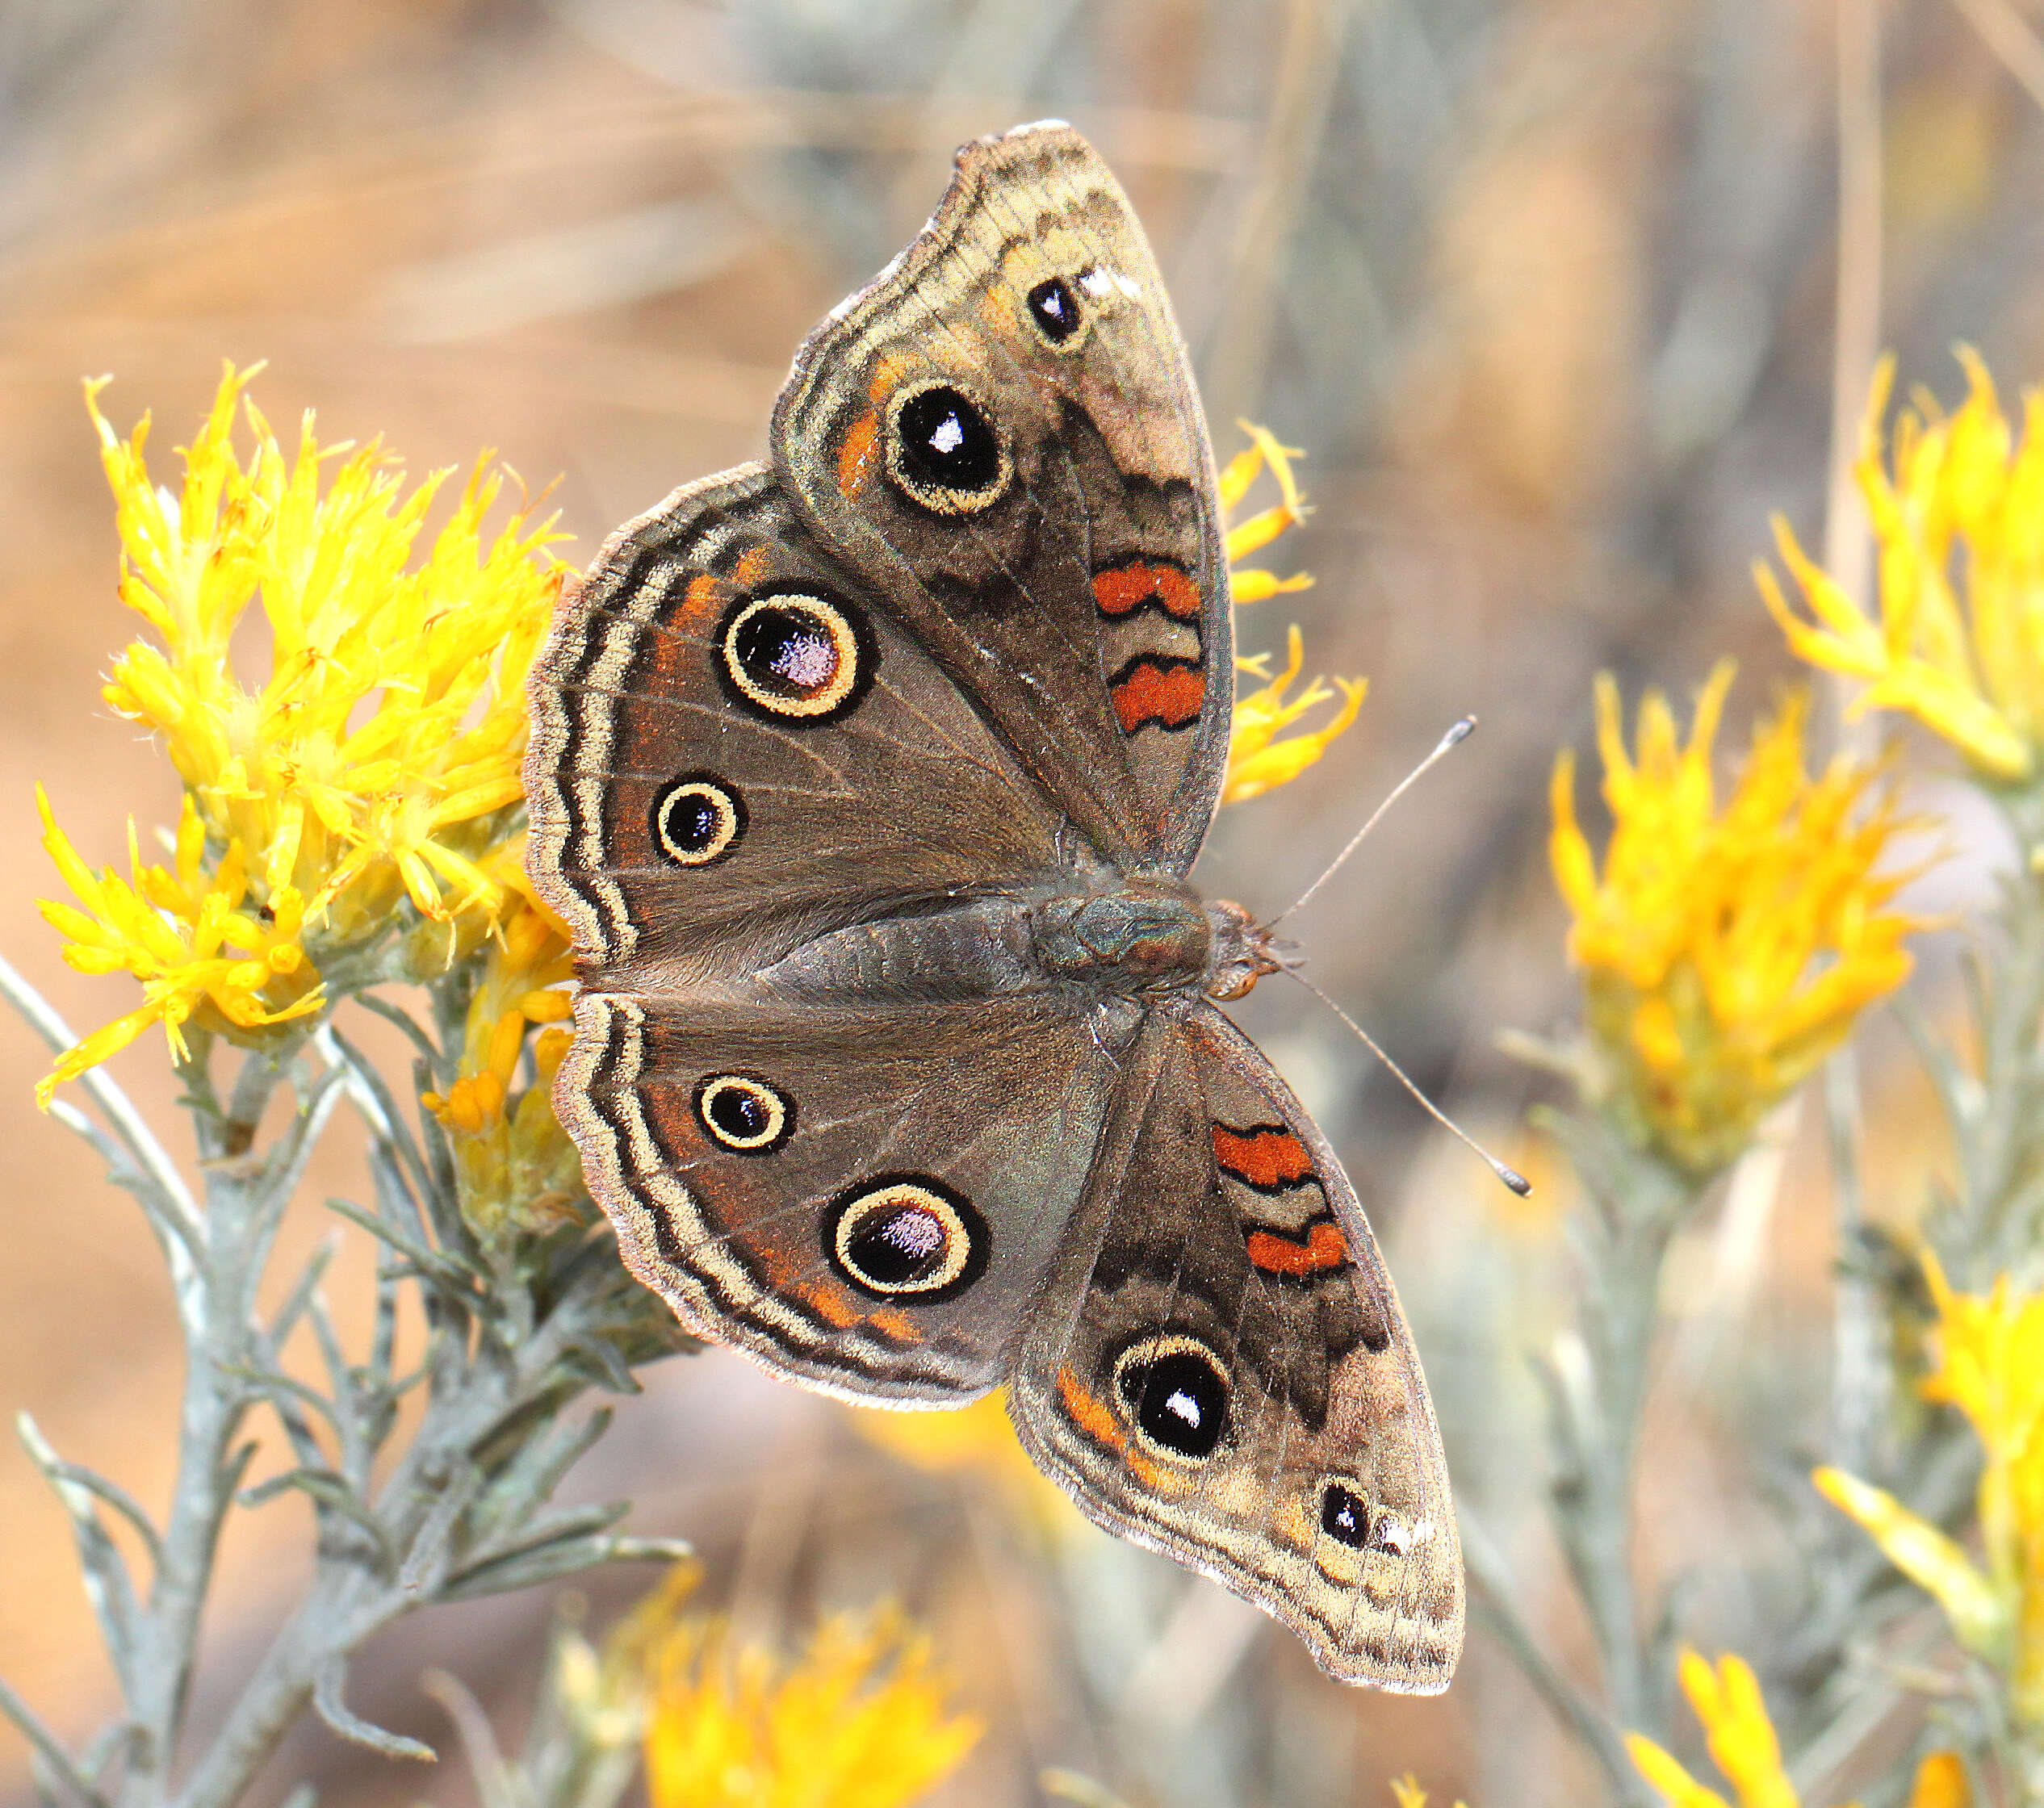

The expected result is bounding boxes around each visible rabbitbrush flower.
[1219,423,1365,803]
[1627,1647,1968,1808]
[1816,1254,2044,1737]
[1759,351,2044,785]
[1550,664,1921,1175]
[36,363,563,1099]
[642,1600,979,1808]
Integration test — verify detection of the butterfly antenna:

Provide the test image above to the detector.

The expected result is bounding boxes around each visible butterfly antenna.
[1289,972,1531,1197]
[1268,717,1476,929]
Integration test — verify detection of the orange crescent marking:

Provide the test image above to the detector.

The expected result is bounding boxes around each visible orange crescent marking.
[1212,1124,1314,1189]
[731,544,773,587]
[866,1307,923,1346]
[1109,659,1205,732]
[865,354,912,404]
[790,1279,862,1329]
[1246,1220,1349,1277]
[837,409,880,500]
[1055,1365,1170,1489]
[1091,562,1202,621]
[676,571,724,631]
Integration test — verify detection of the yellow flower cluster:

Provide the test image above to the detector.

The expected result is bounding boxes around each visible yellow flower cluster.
[643,1601,980,1808]
[1760,351,2044,785]
[1627,1648,1967,1808]
[1816,1255,2044,1735]
[1218,424,1367,804]
[1551,665,1920,1175]
[420,880,582,1243]
[37,364,562,1099]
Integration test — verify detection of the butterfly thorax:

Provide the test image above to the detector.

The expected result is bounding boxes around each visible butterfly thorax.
[1028,881,1281,1002]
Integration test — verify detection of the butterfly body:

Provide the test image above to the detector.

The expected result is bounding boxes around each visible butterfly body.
[526,121,1464,1692]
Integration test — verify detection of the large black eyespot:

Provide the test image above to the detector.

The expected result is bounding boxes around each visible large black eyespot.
[1113,1336,1230,1461]
[651,774,744,866]
[824,1175,988,1300]
[1027,276,1083,345]
[716,589,871,724]
[885,381,1010,515]
[1320,1481,1370,1548]
[693,1073,793,1154]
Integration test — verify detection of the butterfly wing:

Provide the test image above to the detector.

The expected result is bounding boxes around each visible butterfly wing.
[772,120,1232,875]
[559,986,1127,1401]
[1007,1007,1464,1691]
[526,460,1073,984]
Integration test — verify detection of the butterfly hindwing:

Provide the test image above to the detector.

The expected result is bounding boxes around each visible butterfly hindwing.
[1007,1007,1464,1692]
[772,122,1232,874]
[559,988,1128,1400]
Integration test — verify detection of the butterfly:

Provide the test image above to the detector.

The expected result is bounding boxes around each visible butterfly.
[523,119,1463,1692]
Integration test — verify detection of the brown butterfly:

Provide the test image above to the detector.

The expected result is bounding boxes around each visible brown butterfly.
[523,120,1463,1691]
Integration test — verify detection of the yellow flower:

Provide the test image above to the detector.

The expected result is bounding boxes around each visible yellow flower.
[1816,1253,2044,1730]
[846,1390,1075,1533]
[643,1599,979,1808]
[40,362,565,1102]
[1550,664,1920,1175]
[89,362,563,940]
[1388,1772,1470,1808]
[1225,626,1368,805]
[1758,350,2044,784]
[1219,422,1362,804]
[421,885,580,1241]
[34,787,324,1104]
[1627,1648,1968,1808]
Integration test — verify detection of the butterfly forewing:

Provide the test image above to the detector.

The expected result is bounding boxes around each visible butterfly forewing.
[526,462,1072,983]
[771,123,1233,873]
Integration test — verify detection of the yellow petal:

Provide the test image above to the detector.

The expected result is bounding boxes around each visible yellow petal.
[1813,1466,2008,1659]
[1626,1732,1733,1808]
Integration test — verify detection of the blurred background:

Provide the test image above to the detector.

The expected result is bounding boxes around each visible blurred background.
[1,1,2040,1804]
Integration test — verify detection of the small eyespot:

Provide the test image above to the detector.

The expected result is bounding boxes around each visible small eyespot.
[825,1176,988,1300]
[1370,1511,1414,1557]
[1026,276,1083,345]
[651,774,745,866]
[1320,1481,1370,1549]
[717,590,870,723]
[694,1074,794,1154]
[885,381,1011,516]
[1113,1334,1230,1461]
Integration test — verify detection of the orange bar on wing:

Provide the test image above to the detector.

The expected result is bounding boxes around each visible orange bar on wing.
[1246,1221,1348,1277]
[837,409,880,499]
[1110,659,1204,730]
[1092,561,1201,620]
[1212,1124,1313,1189]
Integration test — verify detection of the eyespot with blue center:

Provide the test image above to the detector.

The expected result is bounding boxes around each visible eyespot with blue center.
[652,774,745,866]
[716,589,869,724]
[824,1176,988,1301]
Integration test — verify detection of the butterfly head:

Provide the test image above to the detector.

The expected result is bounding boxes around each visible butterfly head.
[1203,897,1292,1002]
